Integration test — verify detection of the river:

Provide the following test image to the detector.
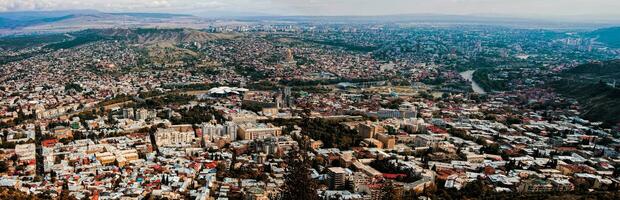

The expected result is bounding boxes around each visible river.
[460,70,486,94]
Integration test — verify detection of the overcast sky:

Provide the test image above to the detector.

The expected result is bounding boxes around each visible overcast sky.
[1,0,619,19]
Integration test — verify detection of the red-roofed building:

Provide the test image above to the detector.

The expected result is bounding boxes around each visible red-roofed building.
[383,173,407,180]
[427,125,448,134]
[204,161,218,169]
[41,139,58,147]
[92,190,99,200]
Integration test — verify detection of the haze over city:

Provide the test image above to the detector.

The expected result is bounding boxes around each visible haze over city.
[0,0,620,20]
[1,1,620,200]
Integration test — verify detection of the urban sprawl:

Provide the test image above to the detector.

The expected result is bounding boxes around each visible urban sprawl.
[1,23,620,200]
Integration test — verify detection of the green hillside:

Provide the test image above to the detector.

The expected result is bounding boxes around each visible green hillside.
[553,81,620,126]
[589,27,620,48]
[566,60,620,76]
[553,60,620,126]
[563,60,620,84]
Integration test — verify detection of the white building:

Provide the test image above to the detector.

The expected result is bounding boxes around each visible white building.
[201,122,238,142]
[155,127,196,147]
[237,123,282,140]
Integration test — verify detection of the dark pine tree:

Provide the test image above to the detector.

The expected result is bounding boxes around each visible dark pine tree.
[381,181,402,200]
[34,125,44,176]
[280,139,319,200]
[59,181,77,200]
[148,125,161,155]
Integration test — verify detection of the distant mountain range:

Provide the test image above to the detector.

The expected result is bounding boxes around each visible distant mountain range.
[0,10,191,27]
[0,12,77,29]
[0,10,202,35]
[1,10,620,40]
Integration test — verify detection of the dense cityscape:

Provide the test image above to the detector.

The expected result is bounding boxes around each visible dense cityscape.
[1,4,620,200]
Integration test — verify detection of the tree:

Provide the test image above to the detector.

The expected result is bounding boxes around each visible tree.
[0,187,39,200]
[34,125,44,176]
[385,125,397,135]
[2,130,8,142]
[162,175,169,185]
[574,178,591,193]
[59,181,77,200]
[281,140,319,200]
[381,181,402,200]
[0,161,8,173]
[148,125,161,155]
[462,180,485,198]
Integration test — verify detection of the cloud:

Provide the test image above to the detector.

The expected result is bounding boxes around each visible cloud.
[268,0,620,16]
[0,0,228,12]
[0,0,618,19]
[0,0,56,11]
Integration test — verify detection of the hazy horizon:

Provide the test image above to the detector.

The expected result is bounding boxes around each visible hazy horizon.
[0,0,619,21]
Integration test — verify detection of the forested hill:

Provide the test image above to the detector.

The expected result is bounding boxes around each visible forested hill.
[565,59,620,78]
[589,27,620,48]
[553,81,620,126]
[553,60,620,127]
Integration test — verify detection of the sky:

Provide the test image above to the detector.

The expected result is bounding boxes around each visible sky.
[0,0,619,19]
